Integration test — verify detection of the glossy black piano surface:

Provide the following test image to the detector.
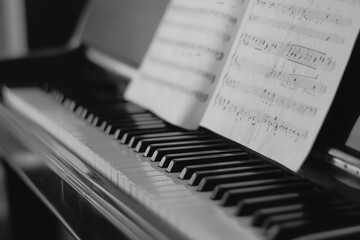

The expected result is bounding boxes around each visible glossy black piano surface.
[1,0,360,240]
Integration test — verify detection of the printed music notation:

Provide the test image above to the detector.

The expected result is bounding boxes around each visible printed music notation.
[148,55,216,84]
[163,20,232,43]
[224,76,318,116]
[157,37,225,61]
[214,95,309,141]
[233,57,327,94]
[140,73,209,103]
[334,0,360,4]
[240,33,336,71]
[248,15,345,45]
[256,0,352,26]
[171,5,238,25]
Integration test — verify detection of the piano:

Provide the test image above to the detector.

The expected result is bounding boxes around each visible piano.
[1,0,360,239]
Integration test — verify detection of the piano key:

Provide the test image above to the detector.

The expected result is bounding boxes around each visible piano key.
[143,139,223,157]
[80,104,147,119]
[135,134,212,152]
[99,115,159,129]
[252,199,351,227]
[236,190,335,216]
[266,211,360,240]
[92,112,154,126]
[105,120,165,134]
[159,149,244,168]
[220,182,313,206]
[211,177,299,200]
[156,190,193,199]
[83,102,146,113]
[197,169,284,191]
[180,160,264,179]
[129,131,203,147]
[152,143,231,162]
[189,165,275,186]
[114,124,170,139]
[167,152,251,173]
[121,128,177,143]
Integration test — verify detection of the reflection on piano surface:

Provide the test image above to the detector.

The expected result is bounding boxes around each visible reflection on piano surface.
[0,0,360,240]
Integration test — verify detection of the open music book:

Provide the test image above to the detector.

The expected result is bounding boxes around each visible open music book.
[125,0,360,171]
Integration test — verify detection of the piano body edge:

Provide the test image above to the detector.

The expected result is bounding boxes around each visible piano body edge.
[0,103,186,240]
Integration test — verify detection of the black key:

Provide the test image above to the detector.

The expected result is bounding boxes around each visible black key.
[236,190,334,216]
[221,182,313,206]
[160,149,244,168]
[153,143,231,162]
[168,152,250,173]
[81,104,146,118]
[135,134,212,152]
[92,112,154,126]
[198,169,284,192]
[180,159,264,179]
[84,102,145,113]
[99,115,158,129]
[114,124,169,139]
[129,131,199,147]
[143,139,223,157]
[105,120,165,134]
[121,129,175,143]
[189,165,274,186]
[252,199,349,227]
[212,177,299,200]
[129,131,204,148]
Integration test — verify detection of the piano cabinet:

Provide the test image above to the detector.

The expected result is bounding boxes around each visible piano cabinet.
[1,43,360,240]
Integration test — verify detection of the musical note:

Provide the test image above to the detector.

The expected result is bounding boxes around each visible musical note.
[214,95,308,141]
[256,0,352,26]
[171,5,238,25]
[240,33,336,71]
[140,73,209,103]
[163,20,232,42]
[157,37,225,61]
[224,76,318,116]
[233,57,327,94]
[249,15,345,45]
[148,55,216,84]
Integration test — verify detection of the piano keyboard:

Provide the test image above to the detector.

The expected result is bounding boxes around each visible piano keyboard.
[4,86,360,240]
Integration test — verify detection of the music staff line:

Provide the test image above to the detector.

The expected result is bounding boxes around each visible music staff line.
[224,76,318,116]
[249,14,345,45]
[140,73,209,103]
[179,0,246,5]
[171,5,238,25]
[240,33,336,71]
[157,36,225,61]
[148,55,216,84]
[256,0,352,26]
[233,57,327,94]
[214,95,309,141]
[163,20,232,43]
[334,0,360,4]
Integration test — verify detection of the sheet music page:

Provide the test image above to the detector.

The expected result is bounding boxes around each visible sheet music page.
[201,0,360,171]
[125,0,249,130]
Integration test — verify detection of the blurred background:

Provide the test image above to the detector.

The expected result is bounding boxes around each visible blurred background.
[0,0,87,239]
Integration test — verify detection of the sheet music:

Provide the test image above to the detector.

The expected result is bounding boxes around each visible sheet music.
[125,0,249,129]
[201,0,360,171]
